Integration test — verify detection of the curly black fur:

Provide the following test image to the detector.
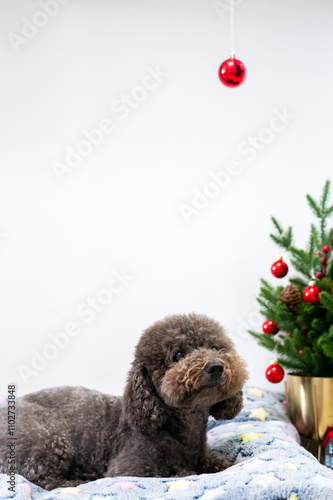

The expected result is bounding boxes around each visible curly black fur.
[0,313,248,489]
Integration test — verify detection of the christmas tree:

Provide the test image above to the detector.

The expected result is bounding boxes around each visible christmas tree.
[249,180,333,379]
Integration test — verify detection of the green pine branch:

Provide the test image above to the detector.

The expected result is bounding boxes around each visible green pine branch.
[276,356,307,373]
[289,277,307,288]
[271,217,283,235]
[306,194,321,218]
[320,180,330,211]
[316,328,333,373]
[320,291,333,315]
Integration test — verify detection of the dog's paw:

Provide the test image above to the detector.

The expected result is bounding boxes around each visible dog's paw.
[209,390,243,421]
[175,469,197,477]
[205,451,231,473]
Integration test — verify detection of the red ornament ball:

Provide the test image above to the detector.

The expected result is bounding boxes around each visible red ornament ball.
[262,320,279,335]
[322,245,330,254]
[299,349,304,355]
[303,281,321,305]
[271,257,288,278]
[265,363,284,383]
[218,56,246,87]
[315,252,322,257]
[315,272,323,280]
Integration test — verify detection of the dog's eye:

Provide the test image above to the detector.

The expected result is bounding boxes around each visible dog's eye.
[211,346,218,351]
[173,351,185,362]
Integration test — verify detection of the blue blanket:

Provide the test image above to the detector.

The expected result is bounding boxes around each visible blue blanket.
[1,388,333,499]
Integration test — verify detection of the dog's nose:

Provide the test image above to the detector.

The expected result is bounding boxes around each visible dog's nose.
[204,362,224,380]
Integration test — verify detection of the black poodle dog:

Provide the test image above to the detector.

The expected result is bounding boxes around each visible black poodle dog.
[0,313,248,490]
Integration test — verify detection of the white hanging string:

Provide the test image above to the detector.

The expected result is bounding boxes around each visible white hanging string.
[230,0,235,57]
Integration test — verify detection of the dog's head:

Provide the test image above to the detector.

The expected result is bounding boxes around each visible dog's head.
[123,313,248,431]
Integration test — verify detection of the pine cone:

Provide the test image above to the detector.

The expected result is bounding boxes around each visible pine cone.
[278,284,301,310]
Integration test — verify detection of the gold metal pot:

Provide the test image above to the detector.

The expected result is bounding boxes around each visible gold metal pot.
[285,374,333,440]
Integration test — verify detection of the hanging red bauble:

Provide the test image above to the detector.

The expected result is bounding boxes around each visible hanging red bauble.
[322,245,330,254]
[265,362,284,383]
[262,320,279,335]
[271,257,288,278]
[218,54,246,87]
[315,252,322,257]
[299,349,304,355]
[302,280,321,305]
[315,272,323,280]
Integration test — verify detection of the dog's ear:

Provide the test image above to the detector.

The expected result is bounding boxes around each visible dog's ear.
[210,390,243,420]
[123,364,167,431]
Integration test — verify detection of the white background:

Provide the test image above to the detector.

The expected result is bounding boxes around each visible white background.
[1,0,332,397]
